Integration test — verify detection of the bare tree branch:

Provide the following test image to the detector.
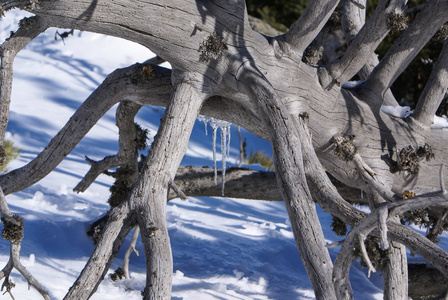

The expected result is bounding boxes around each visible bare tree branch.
[0,16,47,162]
[237,65,336,299]
[284,0,340,60]
[333,191,448,299]
[364,0,448,95]
[412,38,448,128]
[122,226,140,280]
[0,188,50,300]
[320,0,407,90]
[131,78,207,299]
[0,64,169,195]
[64,201,136,300]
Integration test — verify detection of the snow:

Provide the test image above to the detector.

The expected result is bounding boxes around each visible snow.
[431,115,448,129]
[342,81,364,89]
[380,105,413,118]
[1,8,447,300]
[380,105,448,130]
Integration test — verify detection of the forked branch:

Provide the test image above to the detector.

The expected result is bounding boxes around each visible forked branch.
[364,0,448,95]
[334,190,448,298]
[0,188,50,300]
[285,0,340,59]
[321,0,407,90]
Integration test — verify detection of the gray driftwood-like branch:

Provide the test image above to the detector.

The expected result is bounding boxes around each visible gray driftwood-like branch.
[364,0,448,95]
[0,16,47,163]
[1,0,448,299]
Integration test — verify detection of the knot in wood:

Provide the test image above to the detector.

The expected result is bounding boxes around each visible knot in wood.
[386,11,408,33]
[145,223,159,237]
[433,24,448,43]
[396,143,434,175]
[19,16,38,30]
[1,214,24,244]
[199,33,227,62]
[331,135,357,161]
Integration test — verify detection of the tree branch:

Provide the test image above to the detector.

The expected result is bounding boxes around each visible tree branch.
[333,190,448,299]
[284,0,340,60]
[122,226,140,280]
[320,0,407,90]
[412,38,448,128]
[74,101,142,193]
[74,156,120,193]
[130,78,206,299]
[0,187,50,299]
[364,0,448,95]
[237,64,336,299]
[0,16,47,162]
[0,63,168,195]
[64,201,136,300]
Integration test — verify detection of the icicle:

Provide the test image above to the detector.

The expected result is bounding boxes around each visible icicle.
[197,115,209,135]
[221,126,227,196]
[211,121,218,185]
[204,116,232,192]
[237,126,244,167]
[227,124,231,158]
[361,189,364,200]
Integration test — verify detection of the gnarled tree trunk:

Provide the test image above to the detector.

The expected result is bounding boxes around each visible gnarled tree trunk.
[1,0,448,299]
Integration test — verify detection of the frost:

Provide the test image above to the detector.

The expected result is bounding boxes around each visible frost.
[381,105,412,118]
[198,116,231,195]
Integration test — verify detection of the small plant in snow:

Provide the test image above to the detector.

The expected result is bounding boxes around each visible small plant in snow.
[0,140,21,173]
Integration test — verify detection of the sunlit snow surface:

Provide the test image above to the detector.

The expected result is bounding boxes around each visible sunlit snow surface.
[1,9,445,300]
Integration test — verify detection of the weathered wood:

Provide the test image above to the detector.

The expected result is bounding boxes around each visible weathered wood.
[131,79,206,299]
[1,0,448,299]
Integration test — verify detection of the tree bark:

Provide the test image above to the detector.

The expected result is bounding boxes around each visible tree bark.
[237,66,336,298]
[2,0,448,299]
[130,79,205,299]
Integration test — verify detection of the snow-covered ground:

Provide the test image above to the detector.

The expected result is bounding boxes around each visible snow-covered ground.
[1,9,446,300]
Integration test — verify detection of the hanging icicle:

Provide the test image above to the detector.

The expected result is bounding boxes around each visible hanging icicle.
[197,115,232,195]
[197,115,209,136]
[211,121,218,185]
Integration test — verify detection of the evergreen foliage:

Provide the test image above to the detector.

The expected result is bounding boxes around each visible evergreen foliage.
[245,151,275,170]
[245,0,310,32]
[0,140,21,173]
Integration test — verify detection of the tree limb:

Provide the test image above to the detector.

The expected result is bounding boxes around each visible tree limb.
[333,191,448,298]
[0,63,169,195]
[412,38,448,128]
[0,187,50,300]
[237,64,336,299]
[0,16,47,162]
[284,0,340,59]
[65,200,136,299]
[320,0,407,90]
[364,0,448,95]
[340,0,398,106]
[130,78,207,299]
